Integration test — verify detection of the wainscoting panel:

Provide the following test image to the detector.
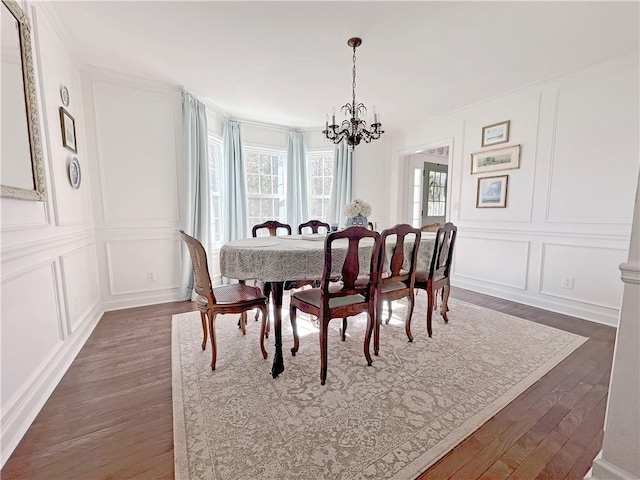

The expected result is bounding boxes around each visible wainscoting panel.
[60,243,100,334]
[454,236,530,289]
[105,237,180,296]
[92,81,180,224]
[545,65,639,224]
[540,242,627,309]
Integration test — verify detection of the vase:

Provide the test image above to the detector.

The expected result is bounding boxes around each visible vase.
[345,215,368,227]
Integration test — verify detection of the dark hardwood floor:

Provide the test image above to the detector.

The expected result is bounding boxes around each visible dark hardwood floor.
[1,288,616,479]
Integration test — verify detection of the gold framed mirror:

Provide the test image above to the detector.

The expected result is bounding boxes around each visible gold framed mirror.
[1,0,46,201]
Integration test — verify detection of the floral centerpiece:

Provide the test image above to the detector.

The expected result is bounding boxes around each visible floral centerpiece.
[343,198,372,227]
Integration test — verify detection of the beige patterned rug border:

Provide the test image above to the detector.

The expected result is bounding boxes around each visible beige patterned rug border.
[172,299,587,480]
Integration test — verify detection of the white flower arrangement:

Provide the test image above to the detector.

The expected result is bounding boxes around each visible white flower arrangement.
[343,198,372,218]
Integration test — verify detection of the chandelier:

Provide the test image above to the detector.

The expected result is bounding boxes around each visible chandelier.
[323,37,383,149]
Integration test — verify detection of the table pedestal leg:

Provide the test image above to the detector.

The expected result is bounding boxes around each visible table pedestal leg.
[270,281,285,378]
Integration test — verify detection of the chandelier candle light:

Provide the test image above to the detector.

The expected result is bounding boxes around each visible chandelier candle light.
[323,37,384,149]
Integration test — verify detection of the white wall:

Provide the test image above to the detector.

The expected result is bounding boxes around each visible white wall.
[0,3,102,466]
[388,54,639,326]
[80,68,184,311]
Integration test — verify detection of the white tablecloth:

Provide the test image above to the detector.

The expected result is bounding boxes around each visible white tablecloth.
[220,234,435,282]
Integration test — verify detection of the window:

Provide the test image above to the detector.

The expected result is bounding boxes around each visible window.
[411,167,422,227]
[208,135,223,245]
[308,151,334,222]
[427,170,447,217]
[245,148,286,231]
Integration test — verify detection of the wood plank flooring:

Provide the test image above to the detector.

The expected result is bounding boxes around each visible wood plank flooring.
[1,288,616,479]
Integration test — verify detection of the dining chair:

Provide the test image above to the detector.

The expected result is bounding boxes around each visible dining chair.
[414,222,457,337]
[179,230,269,370]
[373,224,421,354]
[252,220,292,237]
[298,219,330,234]
[289,226,381,385]
[246,220,293,324]
[419,222,445,310]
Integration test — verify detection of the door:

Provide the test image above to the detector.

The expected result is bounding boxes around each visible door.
[422,162,447,225]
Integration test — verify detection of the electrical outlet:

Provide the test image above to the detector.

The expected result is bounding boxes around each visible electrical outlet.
[561,276,574,289]
[147,270,156,282]
[73,295,80,313]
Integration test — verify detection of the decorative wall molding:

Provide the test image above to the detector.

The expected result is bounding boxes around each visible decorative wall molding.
[619,261,640,285]
[452,275,620,327]
[0,301,103,468]
[104,237,180,296]
[592,453,636,480]
[1,230,94,264]
[544,65,639,225]
[538,242,627,310]
[454,236,530,290]
[90,79,181,225]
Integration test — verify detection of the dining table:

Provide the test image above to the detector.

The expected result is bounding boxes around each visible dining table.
[219,232,436,378]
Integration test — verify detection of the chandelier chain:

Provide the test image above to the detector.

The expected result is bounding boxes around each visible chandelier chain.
[352,43,357,114]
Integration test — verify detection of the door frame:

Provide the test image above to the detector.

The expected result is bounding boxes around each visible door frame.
[399,137,454,226]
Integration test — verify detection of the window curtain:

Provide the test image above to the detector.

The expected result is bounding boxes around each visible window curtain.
[222,119,248,243]
[286,131,310,228]
[327,140,353,227]
[178,92,210,301]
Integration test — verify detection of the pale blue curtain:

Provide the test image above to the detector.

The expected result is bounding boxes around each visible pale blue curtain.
[179,92,209,300]
[327,140,353,226]
[286,131,310,228]
[222,120,248,243]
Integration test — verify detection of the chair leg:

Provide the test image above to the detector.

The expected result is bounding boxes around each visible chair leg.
[258,305,269,359]
[290,304,299,356]
[441,284,451,323]
[200,311,208,350]
[239,310,246,336]
[405,292,415,343]
[385,300,393,324]
[373,299,381,356]
[340,318,347,341]
[426,283,434,338]
[364,312,374,368]
[320,316,329,385]
[209,312,217,370]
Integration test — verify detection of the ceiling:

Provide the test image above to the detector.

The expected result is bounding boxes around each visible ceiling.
[50,1,639,131]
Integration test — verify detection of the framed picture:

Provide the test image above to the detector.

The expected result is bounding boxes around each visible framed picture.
[471,144,520,174]
[476,175,508,208]
[481,120,510,147]
[59,107,77,153]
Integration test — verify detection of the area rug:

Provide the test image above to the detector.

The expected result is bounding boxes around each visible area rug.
[172,296,587,480]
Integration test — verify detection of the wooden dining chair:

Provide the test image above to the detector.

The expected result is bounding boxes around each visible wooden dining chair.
[414,222,457,337]
[245,220,293,324]
[179,230,269,370]
[373,224,421,353]
[298,219,330,234]
[289,226,381,385]
[252,220,292,237]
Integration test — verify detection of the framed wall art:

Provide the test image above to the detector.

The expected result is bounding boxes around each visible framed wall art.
[59,107,77,153]
[471,144,520,174]
[481,120,510,147]
[476,175,508,208]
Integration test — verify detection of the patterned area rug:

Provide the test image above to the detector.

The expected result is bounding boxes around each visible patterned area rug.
[172,296,586,480]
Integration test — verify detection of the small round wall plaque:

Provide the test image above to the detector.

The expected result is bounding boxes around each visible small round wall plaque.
[60,85,70,106]
[68,157,81,189]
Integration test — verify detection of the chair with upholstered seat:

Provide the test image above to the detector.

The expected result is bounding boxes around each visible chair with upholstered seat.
[298,219,330,234]
[373,224,421,353]
[289,226,381,385]
[414,222,457,337]
[179,230,269,370]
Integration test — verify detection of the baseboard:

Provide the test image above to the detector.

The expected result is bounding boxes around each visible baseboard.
[0,301,104,467]
[452,277,619,327]
[102,291,180,312]
[591,451,638,480]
